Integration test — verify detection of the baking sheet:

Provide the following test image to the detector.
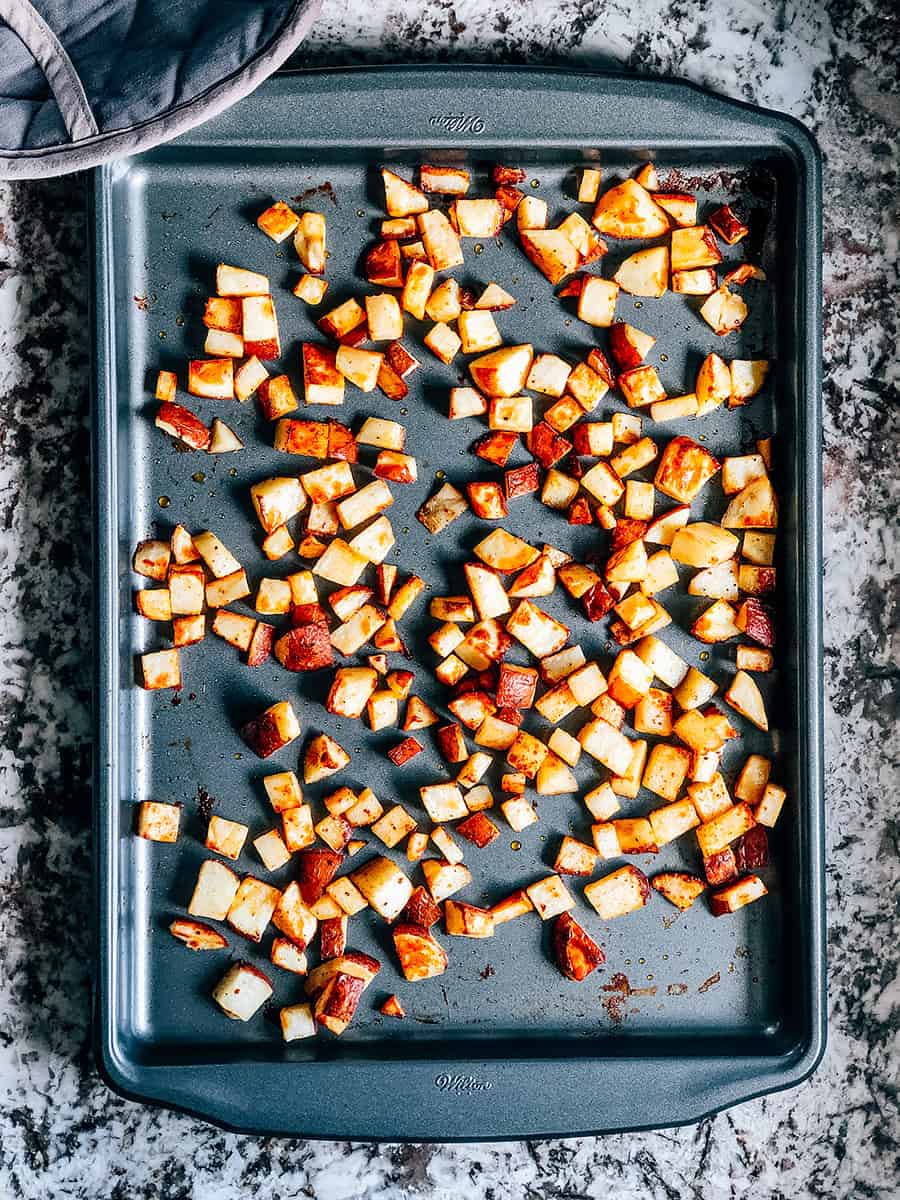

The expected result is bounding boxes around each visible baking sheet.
[91,65,825,1138]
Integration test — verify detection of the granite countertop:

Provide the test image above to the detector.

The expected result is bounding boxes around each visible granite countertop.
[0,1,897,1196]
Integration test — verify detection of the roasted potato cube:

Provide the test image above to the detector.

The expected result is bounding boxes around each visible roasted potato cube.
[418,209,464,270]
[188,859,240,920]
[136,800,181,843]
[371,805,417,849]
[393,923,448,981]
[346,857,411,921]
[553,912,604,981]
[592,178,669,238]
[584,782,620,822]
[584,864,650,919]
[213,962,272,1021]
[139,649,181,691]
[302,342,345,407]
[652,871,706,910]
[421,859,472,904]
[724,669,769,730]
[169,918,228,952]
[554,835,598,876]
[241,701,300,759]
[699,286,748,336]
[444,900,495,938]
[526,874,575,920]
[710,874,767,916]
[133,538,171,581]
[227,876,281,942]
[420,782,468,823]
[205,815,248,861]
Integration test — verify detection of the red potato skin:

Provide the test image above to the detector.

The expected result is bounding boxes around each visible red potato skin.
[386,341,420,378]
[459,286,479,310]
[557,275,584,299]
[456,812,500,848]
[156,402,211,450]
[703,848,738,887]
[337,325,368,348]
[317,972,366,1030]
[527,423,572,469]
[739,599,777,647]
[290,603,329,628]
[553,912,605,982]
[319,917,347,959]
[608,323,647,371]
[496,664,538,709]
[327,421,358,462]
[387,737,423,766]
[365,240,404,287]
[586,349,616,390]
[568,456,587,481]
[296,848,343,904]
[275,624,334,671]
[494,705,524,726]
[436,723,468,764]
[493,165,527,185]
[610,519,648,551]
[504,462,541,499]
[402,886,442,929]
[735,824,769,872]
[240,712,292,759]
[452,668,497,698]
[708,204,749,245]
[494,185,524,218]
[568,497,593,525]
[246,621,275,667]
[474,431,519,467]
[582,581,615,622]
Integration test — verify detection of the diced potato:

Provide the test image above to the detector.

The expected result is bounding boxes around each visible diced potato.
[366,294,404,342]
[135,800,181,843]
[206,815,249,861]
[421,859,472,904]
[418,209,464,270]
[140,648,181,691]
[184,357,233,403]
[313,539,368,587]
[501,797,538,831]
[584,781,620,822]
[578,718,633,775]
[710,874,768,916]
[520,228,579,283]
[226,876,281,942]
[577,277,619,327]
[205,569,250,609]
[213,962,273,1021]
[420,783,468,823]
[584,864,650,919]
[336,345,384,393]
[526,874,575,920]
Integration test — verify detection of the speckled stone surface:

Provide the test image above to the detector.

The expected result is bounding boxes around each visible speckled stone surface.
[0,1,897,1196]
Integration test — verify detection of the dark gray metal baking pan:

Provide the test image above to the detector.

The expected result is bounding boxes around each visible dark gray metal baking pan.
[91,65,824,1140]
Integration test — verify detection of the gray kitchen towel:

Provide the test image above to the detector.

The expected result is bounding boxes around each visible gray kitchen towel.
[0,0,322,178]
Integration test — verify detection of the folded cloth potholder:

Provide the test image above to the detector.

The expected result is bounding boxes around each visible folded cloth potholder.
[0,0,322,178]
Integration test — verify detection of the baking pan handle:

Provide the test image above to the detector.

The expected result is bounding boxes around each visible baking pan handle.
[96,1044,824,1140]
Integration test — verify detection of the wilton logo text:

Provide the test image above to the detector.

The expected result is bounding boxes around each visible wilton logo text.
[434,1073,493,1094]
[429,113,486,134]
